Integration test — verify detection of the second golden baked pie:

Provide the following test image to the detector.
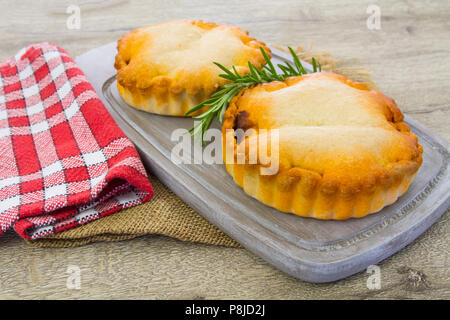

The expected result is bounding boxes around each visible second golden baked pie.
[114,20,269,116]
[222,72,423,220]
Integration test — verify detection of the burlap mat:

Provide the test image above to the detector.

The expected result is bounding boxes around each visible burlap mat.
[25,45,373,248]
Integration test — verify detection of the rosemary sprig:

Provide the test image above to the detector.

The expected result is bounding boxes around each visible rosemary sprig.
[186,46,322,143]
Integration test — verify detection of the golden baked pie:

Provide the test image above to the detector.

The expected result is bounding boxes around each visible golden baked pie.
[222,72,423,220]
[114,20,269,116]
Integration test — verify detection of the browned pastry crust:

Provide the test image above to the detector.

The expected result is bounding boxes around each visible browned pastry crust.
[222,72,423,219]
[114,20,270,116]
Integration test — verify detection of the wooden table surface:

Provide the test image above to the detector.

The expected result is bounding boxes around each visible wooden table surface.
[0,0,448,299]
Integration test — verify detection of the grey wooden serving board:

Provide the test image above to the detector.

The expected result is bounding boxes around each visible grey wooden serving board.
[76,42,450,283]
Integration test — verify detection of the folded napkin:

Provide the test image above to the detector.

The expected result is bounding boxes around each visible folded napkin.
[0,43,153,239]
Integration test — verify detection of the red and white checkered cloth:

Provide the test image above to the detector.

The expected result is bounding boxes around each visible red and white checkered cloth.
[0,43,153,239]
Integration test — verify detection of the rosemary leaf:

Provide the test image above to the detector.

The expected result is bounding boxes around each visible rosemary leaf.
[186,46,321,143]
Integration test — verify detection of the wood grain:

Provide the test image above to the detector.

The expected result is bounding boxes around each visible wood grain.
[0,0,448,299]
